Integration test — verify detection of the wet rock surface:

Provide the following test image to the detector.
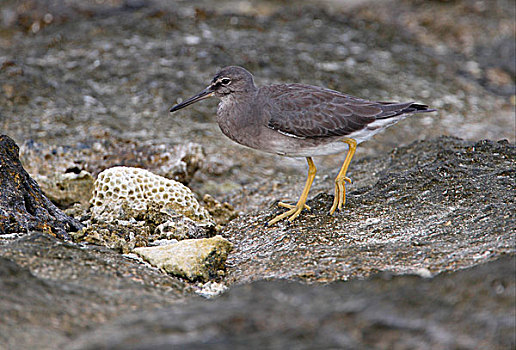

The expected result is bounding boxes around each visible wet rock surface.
[1,135,513,349]
[0,0,514,349]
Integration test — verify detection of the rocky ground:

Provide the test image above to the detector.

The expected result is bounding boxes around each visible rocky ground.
[68,255,516,350]
[0,0,514,349]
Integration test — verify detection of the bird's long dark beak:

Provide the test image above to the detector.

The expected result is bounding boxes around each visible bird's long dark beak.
[169,86,214,112]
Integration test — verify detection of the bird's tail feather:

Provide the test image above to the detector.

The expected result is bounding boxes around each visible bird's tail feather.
[376,102,436,119]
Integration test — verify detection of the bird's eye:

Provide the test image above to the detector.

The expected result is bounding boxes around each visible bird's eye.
[221,78,231,85]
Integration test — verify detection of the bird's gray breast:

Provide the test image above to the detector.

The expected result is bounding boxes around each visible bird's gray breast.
[216,95,264,148]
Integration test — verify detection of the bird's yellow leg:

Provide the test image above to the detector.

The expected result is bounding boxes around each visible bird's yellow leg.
[330,138,357,214]
[268,157,316,225]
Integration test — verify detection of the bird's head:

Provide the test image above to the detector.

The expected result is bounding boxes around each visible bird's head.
[170,66,256,112]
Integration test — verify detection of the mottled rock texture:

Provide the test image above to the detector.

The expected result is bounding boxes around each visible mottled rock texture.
[0,233,187,350]
[31,170,94,209]
[19,139,205,188]
[75,166,214,253]
[222,137,515,283]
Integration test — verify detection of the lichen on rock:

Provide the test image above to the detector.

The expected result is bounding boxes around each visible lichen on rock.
[90,166,212,224]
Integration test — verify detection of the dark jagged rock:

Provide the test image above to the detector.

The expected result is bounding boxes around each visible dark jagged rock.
[0,135,83,238]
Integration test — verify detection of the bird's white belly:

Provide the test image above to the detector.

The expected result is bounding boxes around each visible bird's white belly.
[277,116,404,157]
[283,141,352,157]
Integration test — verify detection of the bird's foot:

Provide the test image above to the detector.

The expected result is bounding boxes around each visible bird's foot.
[329,176,352,214]
[268,201,310,225]
[278,202,311,210]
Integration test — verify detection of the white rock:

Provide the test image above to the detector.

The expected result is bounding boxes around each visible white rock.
[195,281,229,298]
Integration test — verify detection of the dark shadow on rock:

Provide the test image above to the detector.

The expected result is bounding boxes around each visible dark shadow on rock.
[0,135,83,238]
[67,255,515,350]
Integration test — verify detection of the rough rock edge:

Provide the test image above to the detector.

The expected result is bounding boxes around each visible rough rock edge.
[0,135,83,238]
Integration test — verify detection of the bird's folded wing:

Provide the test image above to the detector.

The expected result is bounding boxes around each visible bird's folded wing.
[264,84,385,138]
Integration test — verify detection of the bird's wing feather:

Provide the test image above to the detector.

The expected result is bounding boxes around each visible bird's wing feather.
[263,84,393,138]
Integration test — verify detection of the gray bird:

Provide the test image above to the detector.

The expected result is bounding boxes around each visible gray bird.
[170,66,436,225]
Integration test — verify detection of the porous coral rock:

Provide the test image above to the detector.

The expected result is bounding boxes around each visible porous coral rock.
[90,167,212,224]
[133,235,233,281]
